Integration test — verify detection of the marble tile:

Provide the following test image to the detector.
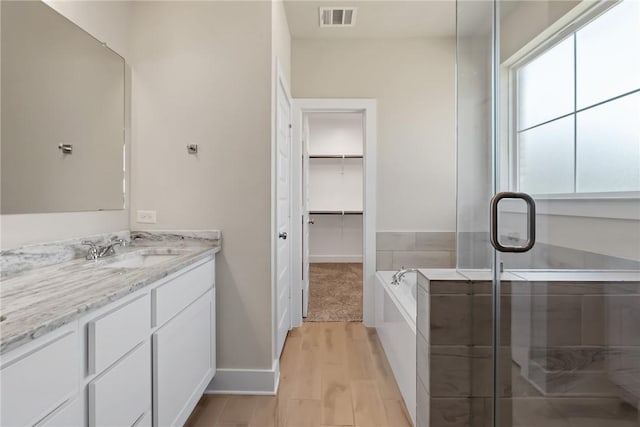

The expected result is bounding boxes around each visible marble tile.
[416,232,456,251]
[550,397,639,427]
[416,380,430,427]
[430,398,471,427]
[582,295,605,345]
[471,347,512,398]
[417,332,430,393]
[606,295,640,346]
[472,295,512,346]
[430,295,471,345]
[376,232,415,251]
[429,281,472,295]
[430,346,471,397]
[531,295,583,346]
[417,287,430,339]
[376,251,393,270]
[392,251,455,269]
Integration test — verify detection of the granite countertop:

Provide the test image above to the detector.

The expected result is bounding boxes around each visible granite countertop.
[0,231,221,355]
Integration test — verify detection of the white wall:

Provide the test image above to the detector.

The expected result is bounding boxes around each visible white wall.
[307,113,363,261]
[0,1,130,249]
[292,37,456,233]
[129,1,279,373]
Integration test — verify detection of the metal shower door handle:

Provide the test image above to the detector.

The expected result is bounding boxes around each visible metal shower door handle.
[490,192,536,253]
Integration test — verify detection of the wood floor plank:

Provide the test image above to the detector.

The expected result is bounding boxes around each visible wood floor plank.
[218,396,258,425]
[383,400,412,427]
[346,339,375,380]
[350,380,389,427]
[187,323,411,427]
[185,395,228,427]
[292,345,323,399]
[248,395,277,427]
[322,324,347,365]
[321,363,354,426]
[286,399,322,427]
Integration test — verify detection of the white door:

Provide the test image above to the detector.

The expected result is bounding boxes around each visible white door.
[301,117,311,318]
[276,79,292,358]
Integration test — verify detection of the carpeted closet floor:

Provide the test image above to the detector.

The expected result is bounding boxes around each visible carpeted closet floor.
[305,263,363,322]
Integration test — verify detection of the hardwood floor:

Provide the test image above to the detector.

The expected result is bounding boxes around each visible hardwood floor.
[185,322,412,427]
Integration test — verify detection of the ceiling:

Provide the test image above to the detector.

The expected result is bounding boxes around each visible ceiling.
[283,1,456,39]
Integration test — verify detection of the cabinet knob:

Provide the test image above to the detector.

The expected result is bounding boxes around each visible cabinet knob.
[279,232,287,240]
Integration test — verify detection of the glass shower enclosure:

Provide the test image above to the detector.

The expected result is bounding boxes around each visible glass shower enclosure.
[456,0,640,426]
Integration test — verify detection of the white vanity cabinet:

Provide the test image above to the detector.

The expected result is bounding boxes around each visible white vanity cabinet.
[0,325,80,427]
[0,255,216,427]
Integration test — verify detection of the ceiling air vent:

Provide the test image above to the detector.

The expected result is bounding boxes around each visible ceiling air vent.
[319,7,357,28]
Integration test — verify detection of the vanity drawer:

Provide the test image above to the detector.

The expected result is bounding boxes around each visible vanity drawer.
[88,295,150,375]
[152,259,214,327]
[39,397,82,427]
[0,329,78,427]
[89,341,151,427]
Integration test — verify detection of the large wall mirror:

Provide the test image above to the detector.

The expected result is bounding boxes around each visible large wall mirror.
[1,1,125,214]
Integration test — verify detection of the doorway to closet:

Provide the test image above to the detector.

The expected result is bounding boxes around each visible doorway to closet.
[304,112,364,322]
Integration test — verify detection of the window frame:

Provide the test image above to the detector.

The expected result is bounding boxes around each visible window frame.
[505,0,640,201]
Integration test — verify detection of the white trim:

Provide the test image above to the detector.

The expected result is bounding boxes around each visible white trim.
[309,255,363,263]
[205,360,280,395]
[291,98,377,327]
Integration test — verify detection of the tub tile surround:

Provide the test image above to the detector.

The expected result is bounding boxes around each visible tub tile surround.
[0,230,221,354]
[377,232,456,269]
[417,269,640,427]
[457,231,640,270]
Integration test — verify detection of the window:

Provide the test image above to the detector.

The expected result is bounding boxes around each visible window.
[514,0,640,196]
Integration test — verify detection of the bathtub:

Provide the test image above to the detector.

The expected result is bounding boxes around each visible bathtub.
[375,271,417,426]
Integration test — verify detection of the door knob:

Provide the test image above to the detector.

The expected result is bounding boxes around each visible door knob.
[308,219,315,225]
[279,232,288,240]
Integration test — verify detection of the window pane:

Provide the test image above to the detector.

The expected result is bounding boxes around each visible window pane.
[576,92,640,193]
[517,37,574,130]
[519,116,575,194]
[576,0,640,109]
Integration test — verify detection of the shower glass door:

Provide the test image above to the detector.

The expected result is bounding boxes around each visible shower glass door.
[457,0,640,426]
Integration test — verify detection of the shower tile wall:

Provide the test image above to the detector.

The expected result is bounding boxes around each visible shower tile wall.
[376,232,456,269]
[417,271,640,427]
[456,231,640,270]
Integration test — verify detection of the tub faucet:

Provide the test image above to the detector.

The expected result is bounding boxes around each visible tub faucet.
[391,267,418,285]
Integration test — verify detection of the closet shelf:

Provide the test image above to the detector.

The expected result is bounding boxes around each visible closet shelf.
[309,154,363,159]
[309,210,363,215]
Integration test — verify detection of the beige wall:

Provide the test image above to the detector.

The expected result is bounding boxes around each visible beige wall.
[129,1,276,370]
[291,37,456,233]
[0,0,130,249]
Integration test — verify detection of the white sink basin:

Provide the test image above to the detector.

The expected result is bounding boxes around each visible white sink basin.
[95,248,189,269]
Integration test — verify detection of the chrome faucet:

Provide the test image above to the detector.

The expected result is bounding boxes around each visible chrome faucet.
[391,266,418,285]
[82,238,127,260]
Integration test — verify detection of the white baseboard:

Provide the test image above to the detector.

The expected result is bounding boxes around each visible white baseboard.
[309,255,363,263]
[205,360,280,395]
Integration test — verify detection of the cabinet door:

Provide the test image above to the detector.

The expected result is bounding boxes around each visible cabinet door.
[88,341,151,427]
[0,329,78,427]
[153,291,214,427]
[39,397,82,427]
